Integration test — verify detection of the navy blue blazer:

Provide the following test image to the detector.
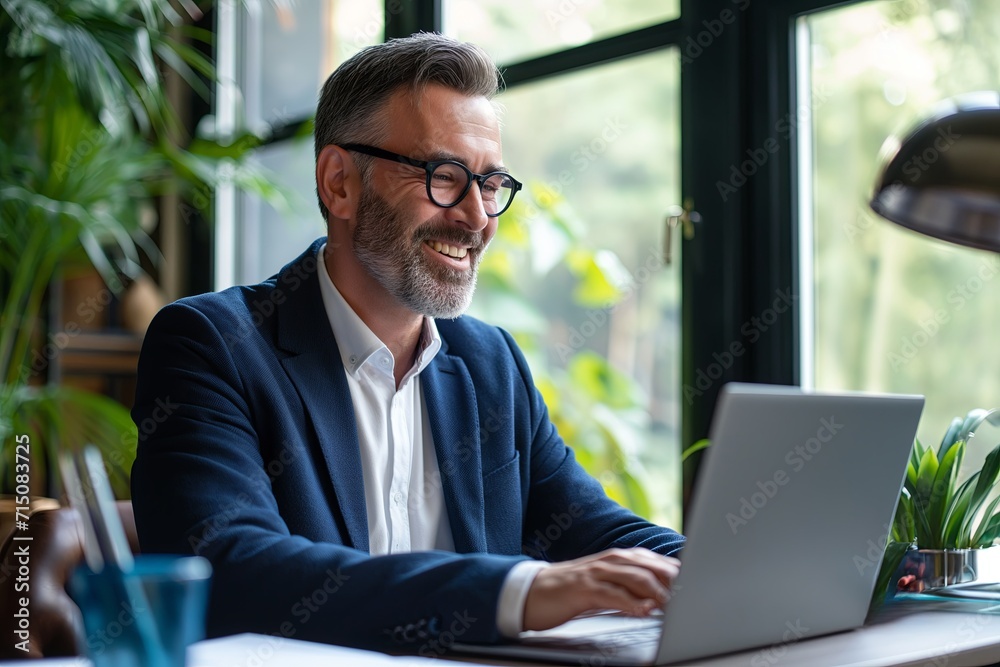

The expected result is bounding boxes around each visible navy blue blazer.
[131,238,684,653]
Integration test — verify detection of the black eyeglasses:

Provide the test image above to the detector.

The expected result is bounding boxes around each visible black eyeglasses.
[339,143,522,217]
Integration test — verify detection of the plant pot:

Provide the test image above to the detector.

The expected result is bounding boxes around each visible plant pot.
[896,546,1000,593]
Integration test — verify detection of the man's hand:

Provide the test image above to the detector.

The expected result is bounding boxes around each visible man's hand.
[523,548,681,631]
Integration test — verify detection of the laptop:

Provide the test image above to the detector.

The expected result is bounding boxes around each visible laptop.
[456,383,924,666]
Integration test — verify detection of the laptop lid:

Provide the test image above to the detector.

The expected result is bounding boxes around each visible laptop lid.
[656,383,923,664]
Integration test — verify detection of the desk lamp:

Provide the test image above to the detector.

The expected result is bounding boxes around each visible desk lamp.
[870,92,1000,251]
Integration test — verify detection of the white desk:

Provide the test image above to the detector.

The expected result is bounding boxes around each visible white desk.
[11,598,1000,667]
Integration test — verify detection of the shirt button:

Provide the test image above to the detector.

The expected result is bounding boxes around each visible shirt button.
[393,492,404,505]
[349,355,358,364]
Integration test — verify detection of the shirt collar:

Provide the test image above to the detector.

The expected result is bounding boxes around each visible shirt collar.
[317,243,441,379]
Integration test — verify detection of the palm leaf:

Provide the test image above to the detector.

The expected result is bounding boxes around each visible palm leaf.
[153,40,211,100]
[5,386,135,497]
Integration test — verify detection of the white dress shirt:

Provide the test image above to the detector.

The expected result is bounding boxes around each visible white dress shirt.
[316,245,546,636]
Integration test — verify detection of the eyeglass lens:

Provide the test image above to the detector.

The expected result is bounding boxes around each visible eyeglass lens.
[429,163,516,215]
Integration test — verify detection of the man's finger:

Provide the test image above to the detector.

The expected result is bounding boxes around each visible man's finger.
[590,580,661,616]
[593,548,682,588]
[588,561,670,604]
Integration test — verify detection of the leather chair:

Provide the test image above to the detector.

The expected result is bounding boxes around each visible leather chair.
[0,502,138,660]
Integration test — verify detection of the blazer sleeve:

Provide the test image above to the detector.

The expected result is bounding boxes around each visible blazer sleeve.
[130,301,526,653]
[499,329,687,561]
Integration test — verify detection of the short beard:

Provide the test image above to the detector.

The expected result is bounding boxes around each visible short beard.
[352,185,485,319]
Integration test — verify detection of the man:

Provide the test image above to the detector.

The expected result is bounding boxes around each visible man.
[131,32,684,654]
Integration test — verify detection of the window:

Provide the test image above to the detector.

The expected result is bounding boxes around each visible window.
[801,0,1000,454]
[473,50,682,526]
[444,0,679,64]
[244,0,384,130]
[219,1,383,287]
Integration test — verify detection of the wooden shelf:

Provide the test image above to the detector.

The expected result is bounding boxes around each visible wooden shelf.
[50,270,148,409]
[58,332,143,375]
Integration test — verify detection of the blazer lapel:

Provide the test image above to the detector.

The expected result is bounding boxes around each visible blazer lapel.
[275,240,369,552]
[422,350,488,553]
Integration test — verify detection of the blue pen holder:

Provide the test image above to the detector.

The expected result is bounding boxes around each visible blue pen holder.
[69,555,212,667]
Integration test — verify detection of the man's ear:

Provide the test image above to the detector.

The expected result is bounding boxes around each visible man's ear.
[316,145,358,220]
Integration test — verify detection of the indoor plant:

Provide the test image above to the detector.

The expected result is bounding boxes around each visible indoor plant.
[877,408,1000,601]
[0,0,282,496]
[895,409,1000,551]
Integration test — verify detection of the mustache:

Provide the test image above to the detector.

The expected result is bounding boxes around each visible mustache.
[412,225,485,252]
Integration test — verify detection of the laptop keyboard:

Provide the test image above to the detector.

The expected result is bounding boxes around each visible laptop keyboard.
[520,625,661,651]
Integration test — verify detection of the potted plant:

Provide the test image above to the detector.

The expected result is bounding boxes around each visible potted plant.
[0,0,283,500]
[876,408,1000,603]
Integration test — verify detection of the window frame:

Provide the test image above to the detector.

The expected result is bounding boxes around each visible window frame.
[678,0,859,504]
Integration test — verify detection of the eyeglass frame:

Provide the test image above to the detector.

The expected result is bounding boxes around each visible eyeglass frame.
[337,143,523,217]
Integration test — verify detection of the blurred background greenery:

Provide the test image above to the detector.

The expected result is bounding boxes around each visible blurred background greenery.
[806,0,1000,478]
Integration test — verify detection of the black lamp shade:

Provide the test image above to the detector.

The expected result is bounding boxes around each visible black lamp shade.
[869,92,1000,252]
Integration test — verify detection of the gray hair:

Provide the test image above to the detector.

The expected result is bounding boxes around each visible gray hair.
[314,32,501,221]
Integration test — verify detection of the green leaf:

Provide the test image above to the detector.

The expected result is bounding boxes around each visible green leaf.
[620,469,652,520]
[904,459,918,493]
[567,353,642,409]
[911,492,937,548]
[3,386,135,497]
[943,473,978,547]
[910,437,925,472]
[970,441,1000,515]
[868,541,911,618]
[153,40,211,100]
[938,417,964,458]
[681,439,711,463]
[976,513,1000,547]
[927,439,963,535]
[971,494,1000,547]
[914,446,939,512]
[188,133,264,161]
[957,408,1000,446]
[566,249,625,308]
[892,491,915,543]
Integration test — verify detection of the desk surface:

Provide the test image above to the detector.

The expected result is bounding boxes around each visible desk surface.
[12,598,1000,667]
